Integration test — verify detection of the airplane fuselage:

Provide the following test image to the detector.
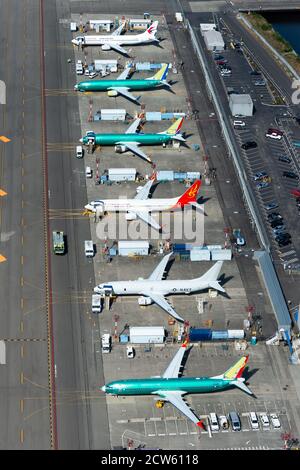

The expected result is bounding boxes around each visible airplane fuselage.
[73,35,154,47]
[81,133,174,146]
[104,377,233,395]
[89,198,179,212]
[97,278,209,296]
[76,79,162,92]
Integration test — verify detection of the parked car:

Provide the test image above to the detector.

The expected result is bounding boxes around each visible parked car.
[213,54,224,60]
[216,60,228,65]
[241,141,257,150]
[266,128,283,140]
[270,413,281,429]
[209,413,219,432]
[283,171,299,180]
[260,413,270,428]
[267,212,283,221]
[278,155,291,164]
[277,238,291,247]
[257,181,270,190]
[228,411,241,431]
[219,415,229,430]
[253,171,268,181]
[233,229,245,246]
[270,219,284,228]
[249,412,259,430]
[233,120,246,129]
[89,72,98,79]
[126,346,135,359]
[250,70,261,76]
[272,226,286,235]
[254,79,266,86]
[265,202,278,211]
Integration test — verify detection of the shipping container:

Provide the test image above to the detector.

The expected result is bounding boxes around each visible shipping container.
[211,249,232,261]
[129,326,165,344]
[119,334,129,343]
[174,172,186,180]
[190,249,211,261]
[101,109,126,121]
[135,62,151,71]
[145,112,162,121]
[189,328,212,341]
[94,59,118,72]
[227,330,245,339]
[173,243,188,253]
[211,330,229,340]
[108,168,136,182]
[186,171,201,180]
[206,245,223,250]
[157,170,174,181]
[118,240,149,256]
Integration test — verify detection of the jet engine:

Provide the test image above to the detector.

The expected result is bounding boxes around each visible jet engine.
[101,44,111,51]
[138,296,152,306]
[115,144,127,153]
[107,90,118,97]
[155,400,165,409]
[125,212,137,221]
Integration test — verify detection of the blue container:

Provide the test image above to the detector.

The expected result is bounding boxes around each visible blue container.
[161,113,174,120]
[109,247,117,256]
[212,330,229,340]
[150,63,162,69]
[173,243,187,253]
[251,336,257,345]
[174,172,187,180]
[119,334,129,343]
[189,328,212,341]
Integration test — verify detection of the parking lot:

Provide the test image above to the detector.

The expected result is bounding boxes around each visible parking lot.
[202,16,300,271]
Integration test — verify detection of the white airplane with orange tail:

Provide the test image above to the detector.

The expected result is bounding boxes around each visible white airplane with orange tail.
[84,179,202,231]
[94,252,226,322]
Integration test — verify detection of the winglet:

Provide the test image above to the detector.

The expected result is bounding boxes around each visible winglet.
[197,420,205,430]
[150,171,157,181]
[182,339,189,348]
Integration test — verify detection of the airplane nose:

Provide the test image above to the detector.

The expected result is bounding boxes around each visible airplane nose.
[101,385,106,392]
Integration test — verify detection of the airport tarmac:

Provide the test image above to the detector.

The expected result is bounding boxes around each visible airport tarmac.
[71,11,297,450]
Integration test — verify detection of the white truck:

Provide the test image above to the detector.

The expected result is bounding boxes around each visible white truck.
[92,294,102,314]
[101,334,111,353]
[84,240,94,257]
[76,60,84,75]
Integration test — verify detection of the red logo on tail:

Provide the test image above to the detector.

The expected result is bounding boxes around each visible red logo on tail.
[175,180,201,208]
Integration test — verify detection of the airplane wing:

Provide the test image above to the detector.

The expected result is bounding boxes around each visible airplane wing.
[162,343,187,379]
[153,390,203,426]
[134,180,154,200]
[117,68,132,80]
[125,118,141,134]
[107,42,128,55]
[135,211,161,230]
[116,141,152,163]
[112,23,125,36]
[148,252,173,281]
[143,291,184,322]
[110,87,140,103]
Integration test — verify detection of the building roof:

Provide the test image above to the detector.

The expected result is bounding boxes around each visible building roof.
[229,93,253,105]
[203,30,224,45]
[254,251,291,332]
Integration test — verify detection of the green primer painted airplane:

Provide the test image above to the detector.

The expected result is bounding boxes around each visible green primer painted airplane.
[80,117,185,163]
[101,344,252,428]
[74,63,171,104]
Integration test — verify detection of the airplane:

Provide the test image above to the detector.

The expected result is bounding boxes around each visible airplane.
[71,21,159,55]
[101,344,253,428]
[80,117,186,164]
[94,252,226,322]
[74,63,171,104]
[84,178,202,231]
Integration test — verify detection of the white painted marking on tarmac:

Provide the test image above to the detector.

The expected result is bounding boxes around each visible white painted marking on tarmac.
[48,189,51,198]
[148,434,155,437]
[54,364,57,378]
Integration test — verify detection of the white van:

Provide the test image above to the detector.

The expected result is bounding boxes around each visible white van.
[233,120,245,128]
[85,166,92,178]
[209,413,219,432]
[84,240,94,257]
[249,412,259,430]
[92,294,102,314]
[76,145,83,158]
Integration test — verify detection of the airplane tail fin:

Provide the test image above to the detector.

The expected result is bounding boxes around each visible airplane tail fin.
[223,355,249,380]
[144,21,158,39]
[194,260,225,292]
[175,180,201,207]
[161,117,184,136]
[146,63,169,81]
